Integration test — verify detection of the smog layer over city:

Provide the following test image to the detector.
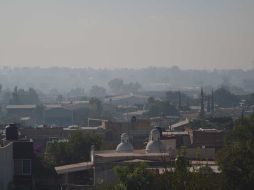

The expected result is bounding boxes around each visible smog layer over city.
[0,1,254,190]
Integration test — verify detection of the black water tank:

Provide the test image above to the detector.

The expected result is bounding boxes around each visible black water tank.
[6,123,18,141]
[131,116,137,123]
[155,127,162,138]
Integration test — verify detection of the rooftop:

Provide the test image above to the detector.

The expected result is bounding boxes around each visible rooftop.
[105,94,149,101]
[95,149,169,158]
[6,105,37,109]
[55,161,93,174]
[162,131,189,136]
[63,126,104,131]
[196,128,223,133]
[171,118,190,130]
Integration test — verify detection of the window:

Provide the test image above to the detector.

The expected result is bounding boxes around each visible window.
[22,159,31,175]
[14,159,31,176]
[14,159,23,175]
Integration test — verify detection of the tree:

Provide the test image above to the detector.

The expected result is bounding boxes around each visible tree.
[113,163,155,190]
[190,117,234,130]
[108,78,124,94]
[56,95,63,103]
[166,91,192,111]
[207,95,211,113]
[166,91,180,106]
[214,88,239,108]
[67,88,85,97]
[2,90,12,105]
[28,88,40,104]
[9,87,40,105]
[246,93,254,106]
[200,88,205,117]
[89,85,107,98]
[108,79,142,94]
[211,89,215,114]
[146,100,179,117]
[45,131,102,165]
[10,86,19,104]
[147,96,156,104]
[173,156,189,190]
[89,97,103,117]
[217,114,254,190]
[68,132,102,162]
[122,82,142,94]
[102,156,223,190]
[34,104,45,122]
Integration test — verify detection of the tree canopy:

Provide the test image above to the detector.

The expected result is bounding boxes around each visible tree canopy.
[113,163,154,190]
[98,158,222,190]
[190,117,234,130]
[145,99,179,117]
[9,86,40,105]
[214,88,239,107]
[89,85,107,98]
[45,131,102,166]
[108,78,142,94]
[165,91,191,110]
[217,114,254,190]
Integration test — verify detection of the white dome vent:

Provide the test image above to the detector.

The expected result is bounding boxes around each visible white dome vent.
[116,133,133,153]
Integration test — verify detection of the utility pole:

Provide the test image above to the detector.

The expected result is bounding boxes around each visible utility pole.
[200,88,205,118]
[211,89,215,115]
[207,95,211,113]
[178,91,182,110]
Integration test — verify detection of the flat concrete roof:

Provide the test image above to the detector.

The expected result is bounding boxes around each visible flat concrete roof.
[6,105,37,109]
[95,150,169,158]
[171,119,190,129]
[163,131,189,136]
[63,127,104,131]
[55,162,93,174]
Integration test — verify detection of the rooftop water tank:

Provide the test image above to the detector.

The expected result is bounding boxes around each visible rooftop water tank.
[6,123,18,141]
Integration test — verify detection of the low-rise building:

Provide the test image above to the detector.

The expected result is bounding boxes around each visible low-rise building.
[105,94,149,106]
[191,128,225,149]
[0,142,13,190]
[162,131,191,149]
[170,118,190,131]
[54,130,217,189]
[101,118,153,148]
[0,124,34,190]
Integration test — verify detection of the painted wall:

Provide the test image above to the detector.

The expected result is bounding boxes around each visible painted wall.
[0,143,14,190]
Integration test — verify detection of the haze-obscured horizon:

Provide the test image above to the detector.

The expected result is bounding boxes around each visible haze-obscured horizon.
[1,0,254,70]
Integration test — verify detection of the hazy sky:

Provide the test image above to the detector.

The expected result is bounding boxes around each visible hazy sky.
[0,0,254,69]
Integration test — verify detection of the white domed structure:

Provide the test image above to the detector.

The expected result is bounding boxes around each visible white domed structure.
[116,133,133,153]
[146,128,165,153]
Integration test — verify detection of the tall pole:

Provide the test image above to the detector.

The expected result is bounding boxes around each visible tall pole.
[207,95,211,113]
[211,89,214,115]
[200,88,205,117]
[178,91,182,110]
[71,110,74,125]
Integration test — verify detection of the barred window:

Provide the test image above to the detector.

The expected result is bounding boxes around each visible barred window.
[14,159,31,176]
